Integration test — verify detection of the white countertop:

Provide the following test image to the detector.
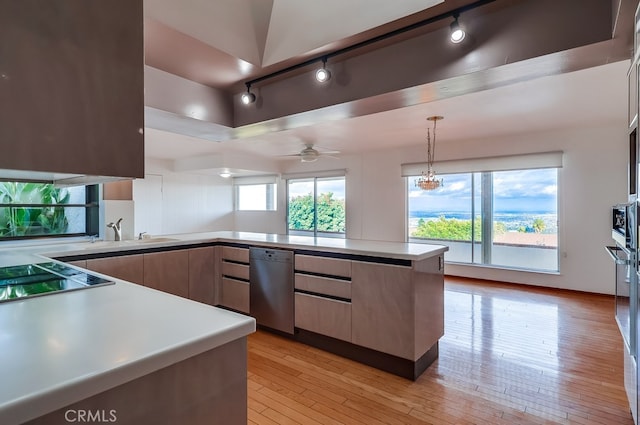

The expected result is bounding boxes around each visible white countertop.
[0,241,255,425]
[0,231,445,424]
[43,231,448,261]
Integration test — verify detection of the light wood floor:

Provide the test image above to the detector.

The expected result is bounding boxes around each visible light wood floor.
[247,277,633,425]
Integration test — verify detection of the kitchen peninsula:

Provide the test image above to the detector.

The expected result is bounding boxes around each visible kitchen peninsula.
[0,232,447,424]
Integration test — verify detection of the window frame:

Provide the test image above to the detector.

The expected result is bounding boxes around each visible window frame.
[407,167,560,273]
[286,175,346,238]
[0,182,99,241]
[234,183,277,211]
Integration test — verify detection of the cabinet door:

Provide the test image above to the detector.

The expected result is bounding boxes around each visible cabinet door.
[351,261,414,359]
[188,247,215,305]
[144,251,189,298]
[0,1,144,178]
[86,255,144,285]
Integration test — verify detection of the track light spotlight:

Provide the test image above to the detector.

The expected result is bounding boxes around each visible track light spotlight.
[241,83,256,105]
[450,13,466,44]
[315,57,331,83]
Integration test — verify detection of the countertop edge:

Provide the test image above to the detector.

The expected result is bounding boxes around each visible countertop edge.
[1,315,255,425]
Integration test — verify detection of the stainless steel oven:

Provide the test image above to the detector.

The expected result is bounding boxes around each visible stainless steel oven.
[613,203,637,250]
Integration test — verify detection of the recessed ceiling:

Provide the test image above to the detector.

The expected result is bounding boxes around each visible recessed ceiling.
[145,60,628,163]
[142,0,630,177]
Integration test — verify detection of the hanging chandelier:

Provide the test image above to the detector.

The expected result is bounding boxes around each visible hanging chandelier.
[416,115,444,190]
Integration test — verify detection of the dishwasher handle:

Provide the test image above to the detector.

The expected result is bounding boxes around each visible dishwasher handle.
[605,246,631,265]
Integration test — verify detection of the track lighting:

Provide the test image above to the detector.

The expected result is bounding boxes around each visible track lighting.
[315,57,331,83]
[450,13,466,44]
[241,83,256,105]
[240,2,491,102]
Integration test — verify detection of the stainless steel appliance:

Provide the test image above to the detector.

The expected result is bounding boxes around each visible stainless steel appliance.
[249,248,294,334]
[607,202,639,423]
[613,203,637,249]
[0,262,114,303]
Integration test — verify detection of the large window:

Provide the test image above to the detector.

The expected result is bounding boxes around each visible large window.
[408,168,559,272]
[287,176,345,238]
[0,182,99,240]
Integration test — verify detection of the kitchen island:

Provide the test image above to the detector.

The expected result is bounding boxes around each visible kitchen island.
[49,231,448,380]
[0,232,446,424]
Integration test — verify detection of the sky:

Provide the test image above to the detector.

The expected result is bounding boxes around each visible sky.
[288,178,345,200]
[408,169,558,213]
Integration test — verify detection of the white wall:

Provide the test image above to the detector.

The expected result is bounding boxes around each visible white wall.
[235,123,626,294]
[132,158,234,236]
[137,122,626,294]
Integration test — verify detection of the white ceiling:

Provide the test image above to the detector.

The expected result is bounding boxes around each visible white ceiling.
[145,60,629,165]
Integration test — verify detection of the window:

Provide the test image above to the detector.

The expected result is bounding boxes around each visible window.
[0,182,99,240]
[407,167,559,272]
[287,176,345,238]
[234,176,277,211]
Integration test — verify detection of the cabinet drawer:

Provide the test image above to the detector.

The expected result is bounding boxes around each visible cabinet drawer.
[221,261,250,281]
[295,254,351,278]
[220,277,249,314]
[295,273,351,299]
[221,246,249,263]
[295,292,351,342]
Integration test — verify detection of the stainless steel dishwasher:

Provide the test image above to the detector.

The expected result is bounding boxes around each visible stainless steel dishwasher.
[249,247,294,334]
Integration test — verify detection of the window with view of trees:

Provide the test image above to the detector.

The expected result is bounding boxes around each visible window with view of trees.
[0,182,99,240]
[408,168,559,272]
[288,177,345,238]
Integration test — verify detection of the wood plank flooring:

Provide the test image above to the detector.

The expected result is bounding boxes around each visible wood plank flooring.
[247,277,634,425]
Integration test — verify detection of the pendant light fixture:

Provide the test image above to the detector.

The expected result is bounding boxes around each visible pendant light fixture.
[416,116,444,190]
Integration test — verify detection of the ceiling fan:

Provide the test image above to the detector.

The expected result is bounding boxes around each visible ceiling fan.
[282,143,340,162]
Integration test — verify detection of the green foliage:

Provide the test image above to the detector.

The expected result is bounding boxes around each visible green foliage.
[411,216,506,241]
[0,183,70,237]
[289,192,345,233]
[532,218,546,233]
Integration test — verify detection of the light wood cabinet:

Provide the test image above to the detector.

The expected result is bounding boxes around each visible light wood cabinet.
[220,278,250,313]
[144,251,189,298]
[188,247,215,305]
[221,246,250,263]
[219,245,250,312]
[221,261,250,281]
[86,255,144,285]
[351,255,444,361]
[295,292,351,342]
[294,273,351,299]
[294,254,351,278]
[351,261,414,359]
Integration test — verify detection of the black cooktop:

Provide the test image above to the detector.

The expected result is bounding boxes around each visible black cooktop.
[0,262,114,303]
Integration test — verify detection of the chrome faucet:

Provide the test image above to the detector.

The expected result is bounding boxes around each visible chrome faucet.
[107,218,123,241]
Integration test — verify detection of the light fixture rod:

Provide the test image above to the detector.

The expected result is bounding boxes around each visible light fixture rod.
[244,0,495,88]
